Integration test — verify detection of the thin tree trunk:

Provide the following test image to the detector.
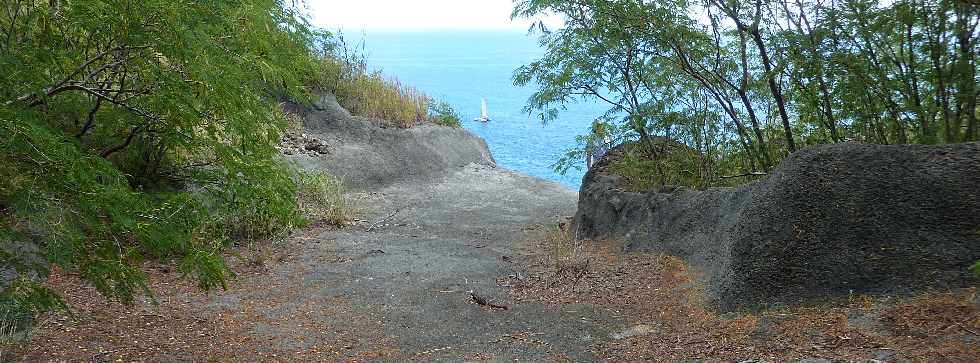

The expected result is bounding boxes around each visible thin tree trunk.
[816,75,841,142]
[735,31,771,170]
[750,28,796,152]
[955,1,978,141]
[927,6,953,142]
[671,41,761,171]
[905,20,930,142]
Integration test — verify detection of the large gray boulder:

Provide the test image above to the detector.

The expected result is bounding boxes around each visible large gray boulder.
[574,142,980,311]
[282,93,496,189]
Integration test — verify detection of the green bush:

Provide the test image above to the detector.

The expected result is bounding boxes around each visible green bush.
[296,171,353,226]
[429,101,462,128]
[0,0,325,318]
[609,140,709,191]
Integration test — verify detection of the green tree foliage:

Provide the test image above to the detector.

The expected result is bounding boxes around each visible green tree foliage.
[514,0,979,182]
[429,100,463,128]
[1,0,328,316]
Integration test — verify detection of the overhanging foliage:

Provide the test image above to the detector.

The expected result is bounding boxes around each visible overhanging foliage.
[0,0,329,316]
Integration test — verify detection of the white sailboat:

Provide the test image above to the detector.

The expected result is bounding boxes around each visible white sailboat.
[474,98,490,122]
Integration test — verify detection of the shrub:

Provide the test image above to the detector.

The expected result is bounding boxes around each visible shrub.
[296,171,353,226]
[609,140,709,191]
[0,0,323,318]
[429,101,462,128]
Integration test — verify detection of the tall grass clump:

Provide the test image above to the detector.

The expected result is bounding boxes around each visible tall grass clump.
[318,34,439,128]
[548,222,588,277]
[296,171,353,226]
[339,74,430,128]
[0,304,19,361]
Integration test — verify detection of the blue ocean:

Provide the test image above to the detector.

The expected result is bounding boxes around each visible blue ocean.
[360,30,606,190]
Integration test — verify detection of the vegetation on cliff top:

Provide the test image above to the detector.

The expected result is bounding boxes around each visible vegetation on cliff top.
[515,0,978,188]
[318,33,462,128]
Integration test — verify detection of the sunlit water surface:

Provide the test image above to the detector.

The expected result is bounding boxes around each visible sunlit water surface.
[360,30,607,190]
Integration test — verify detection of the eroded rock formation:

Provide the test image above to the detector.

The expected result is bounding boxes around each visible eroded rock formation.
[575,142,980,311]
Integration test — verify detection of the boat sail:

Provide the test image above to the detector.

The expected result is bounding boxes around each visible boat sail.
[474,98,490,122]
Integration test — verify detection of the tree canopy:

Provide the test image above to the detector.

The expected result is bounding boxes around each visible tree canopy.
[515,0,979,183]
[1,0,329,317]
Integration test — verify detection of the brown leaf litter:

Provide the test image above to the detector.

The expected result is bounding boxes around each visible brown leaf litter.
[501,223,980,362]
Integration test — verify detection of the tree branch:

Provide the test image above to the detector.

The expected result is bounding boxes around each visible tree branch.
[100,125,143,158]
[76,97,102,138]
[720,172,767,179]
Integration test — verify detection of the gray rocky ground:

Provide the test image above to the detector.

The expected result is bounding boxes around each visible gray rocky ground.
[206,163,620,361]
[217,95,620,360]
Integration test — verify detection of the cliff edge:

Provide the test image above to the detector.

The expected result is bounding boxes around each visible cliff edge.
[281,93,496,189]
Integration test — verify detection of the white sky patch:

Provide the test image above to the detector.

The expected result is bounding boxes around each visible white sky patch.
[305,0,563,31]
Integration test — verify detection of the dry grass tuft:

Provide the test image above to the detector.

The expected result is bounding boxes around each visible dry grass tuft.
[0,305,23,362]
[335,72,430,128]
[296,170,354,227]
[547,221,589,278]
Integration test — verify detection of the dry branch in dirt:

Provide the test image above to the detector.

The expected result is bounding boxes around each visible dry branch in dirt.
[502,223,980,362]
[470,291,510,310]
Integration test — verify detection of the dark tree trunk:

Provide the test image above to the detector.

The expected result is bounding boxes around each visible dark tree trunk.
[750,29,796,152]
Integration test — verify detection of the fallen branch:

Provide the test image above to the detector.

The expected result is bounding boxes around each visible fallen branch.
[956,322,979,336]
[489,331,543,344]
[365,208,400,232]
[719,171,767,179]
[469,291,509,310]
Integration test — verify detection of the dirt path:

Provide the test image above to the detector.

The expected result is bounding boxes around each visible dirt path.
[230,163,616,361]
[16,163,625,362]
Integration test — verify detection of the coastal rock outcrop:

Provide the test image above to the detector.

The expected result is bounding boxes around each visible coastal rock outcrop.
[575,142,980,311]
[282,93,496,189]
